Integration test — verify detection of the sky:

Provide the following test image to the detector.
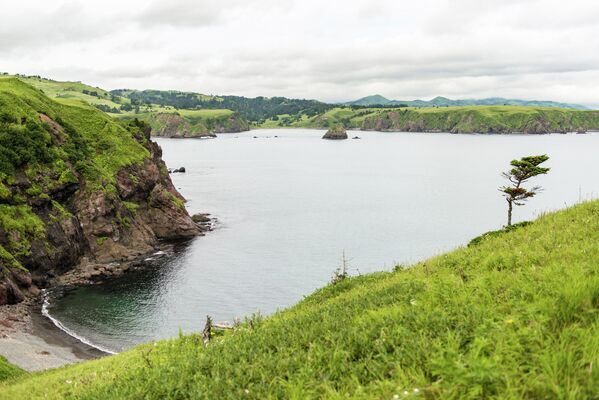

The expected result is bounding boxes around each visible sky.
[2,0,599,105]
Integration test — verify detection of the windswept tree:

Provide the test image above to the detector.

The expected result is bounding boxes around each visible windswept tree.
[500,155,550,226]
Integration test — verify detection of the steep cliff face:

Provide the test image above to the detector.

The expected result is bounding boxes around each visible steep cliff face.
[0,78,200,305]
[361,108,599,134]
[148,112,249,138]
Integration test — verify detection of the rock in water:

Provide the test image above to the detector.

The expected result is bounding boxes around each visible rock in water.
[322,124,348,140]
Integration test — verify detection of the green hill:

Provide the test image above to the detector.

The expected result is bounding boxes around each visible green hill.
[345,94,589,110]
[0,77,199,306]
[7,76,248,136]
[260,106,599,133]
[2,199,598,399]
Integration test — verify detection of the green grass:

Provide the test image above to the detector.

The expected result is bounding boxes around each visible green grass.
[117,107,247,137]
[258,106,599,133]
[8,76,245,136]
[0,356,26,383]
[0,77,157,277]
[15,76,126,110]
[1,201,598,399]
[0,77,148,189]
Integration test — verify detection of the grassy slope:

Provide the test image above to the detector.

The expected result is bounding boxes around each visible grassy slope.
[16,76,125,109]
[1,201,598,399]
[258,106,599,133]
[11,76,240,135]
[0,356,26,382]
[0,77,148,187]
[0,77,148,269]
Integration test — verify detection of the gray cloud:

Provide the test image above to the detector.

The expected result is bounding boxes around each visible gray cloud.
[3,0,599,106]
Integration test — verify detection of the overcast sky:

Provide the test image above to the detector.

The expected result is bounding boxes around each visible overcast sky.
[2,0,599,105]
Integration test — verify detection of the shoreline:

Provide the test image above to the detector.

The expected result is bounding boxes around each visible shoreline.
[0,214,216,373]
[0,300,107,372]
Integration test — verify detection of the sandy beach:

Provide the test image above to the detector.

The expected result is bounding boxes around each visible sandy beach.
[0,302,106,372]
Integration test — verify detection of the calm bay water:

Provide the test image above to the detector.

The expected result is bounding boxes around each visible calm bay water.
[47,129,599,352]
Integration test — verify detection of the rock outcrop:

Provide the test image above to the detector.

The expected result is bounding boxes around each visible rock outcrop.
[0,79,202,305]
[323,124,348,140]
[150,113,249,138]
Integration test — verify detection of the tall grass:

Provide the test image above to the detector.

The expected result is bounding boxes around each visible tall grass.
[1,201,598,399]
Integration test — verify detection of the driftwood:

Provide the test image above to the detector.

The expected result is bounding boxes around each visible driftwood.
[202,316,234,346]
[202,315,212,346]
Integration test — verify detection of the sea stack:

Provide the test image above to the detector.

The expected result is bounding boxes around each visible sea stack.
[322,124,348,140]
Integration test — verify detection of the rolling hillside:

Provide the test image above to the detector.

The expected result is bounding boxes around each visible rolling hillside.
[346,94,589,110]
[259,106,599,134]
[1,200,598,398]
[6,76,248,137]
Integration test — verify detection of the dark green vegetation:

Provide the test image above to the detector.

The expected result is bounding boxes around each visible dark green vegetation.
[500,155,550,226]
[2,200,598,399]
[0,356,25,382]
[359,107,599,134]
[257,106,599,133]
[0,77,198,305]
[111,89,333,125]
[10,75,599,134]
[346,94,589,110]
[0,77,147,272]
[8,76,249,137]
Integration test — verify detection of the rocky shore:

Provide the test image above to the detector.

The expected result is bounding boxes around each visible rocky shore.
[0,300,105,371]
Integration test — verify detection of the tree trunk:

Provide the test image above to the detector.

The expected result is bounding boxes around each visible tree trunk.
[507,199,513,227]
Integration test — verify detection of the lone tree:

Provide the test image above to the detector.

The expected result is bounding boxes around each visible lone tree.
[500,155,550,227]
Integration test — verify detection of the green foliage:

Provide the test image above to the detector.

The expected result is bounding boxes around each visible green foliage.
[0,120,53,175]
[0,356,26,382]
[2,201,599,399]
[500,155,550,226]
[260,105,599,133]
[0,204,45,260]
[122,201,140,213]
[468,221,532,246]
[0,77,149,190]
[111,89,334,123]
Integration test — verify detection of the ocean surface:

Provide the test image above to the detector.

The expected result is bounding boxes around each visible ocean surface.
[46,129,599,352]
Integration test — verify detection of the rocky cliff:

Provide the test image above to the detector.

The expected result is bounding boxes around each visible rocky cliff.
[0,78,201,305]
[148,112,249,138]
[361,108,599,134]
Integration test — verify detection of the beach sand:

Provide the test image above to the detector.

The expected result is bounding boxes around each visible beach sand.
[0,303,106,372]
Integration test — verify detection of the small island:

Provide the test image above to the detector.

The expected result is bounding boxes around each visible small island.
[322,124,348,140]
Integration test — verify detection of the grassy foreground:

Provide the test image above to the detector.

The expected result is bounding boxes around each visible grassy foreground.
[0,356,25,382]
[2,201,599,398]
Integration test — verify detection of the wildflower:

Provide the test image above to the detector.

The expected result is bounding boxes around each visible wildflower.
[505,319,514,324]
[65,380,73,384]
[393,395,399,399]
[410,299,417,306]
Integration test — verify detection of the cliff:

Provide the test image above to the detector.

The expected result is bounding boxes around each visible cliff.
[135,112,249,138]
[258,106,599,134]
[0,78,200,305]
[361,107,599,134]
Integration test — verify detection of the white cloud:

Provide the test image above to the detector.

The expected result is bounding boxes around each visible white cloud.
[2,0,599,105]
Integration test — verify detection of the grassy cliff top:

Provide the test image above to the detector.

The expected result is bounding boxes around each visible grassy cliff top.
[2,200,598,399]
[0,77,148,186]
[258,105,599,133]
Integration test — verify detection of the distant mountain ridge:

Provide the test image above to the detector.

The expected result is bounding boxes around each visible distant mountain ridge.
[346,94,589,110]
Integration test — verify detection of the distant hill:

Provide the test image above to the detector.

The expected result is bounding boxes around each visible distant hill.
[346,94,589,110]
[112,89,332,124]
